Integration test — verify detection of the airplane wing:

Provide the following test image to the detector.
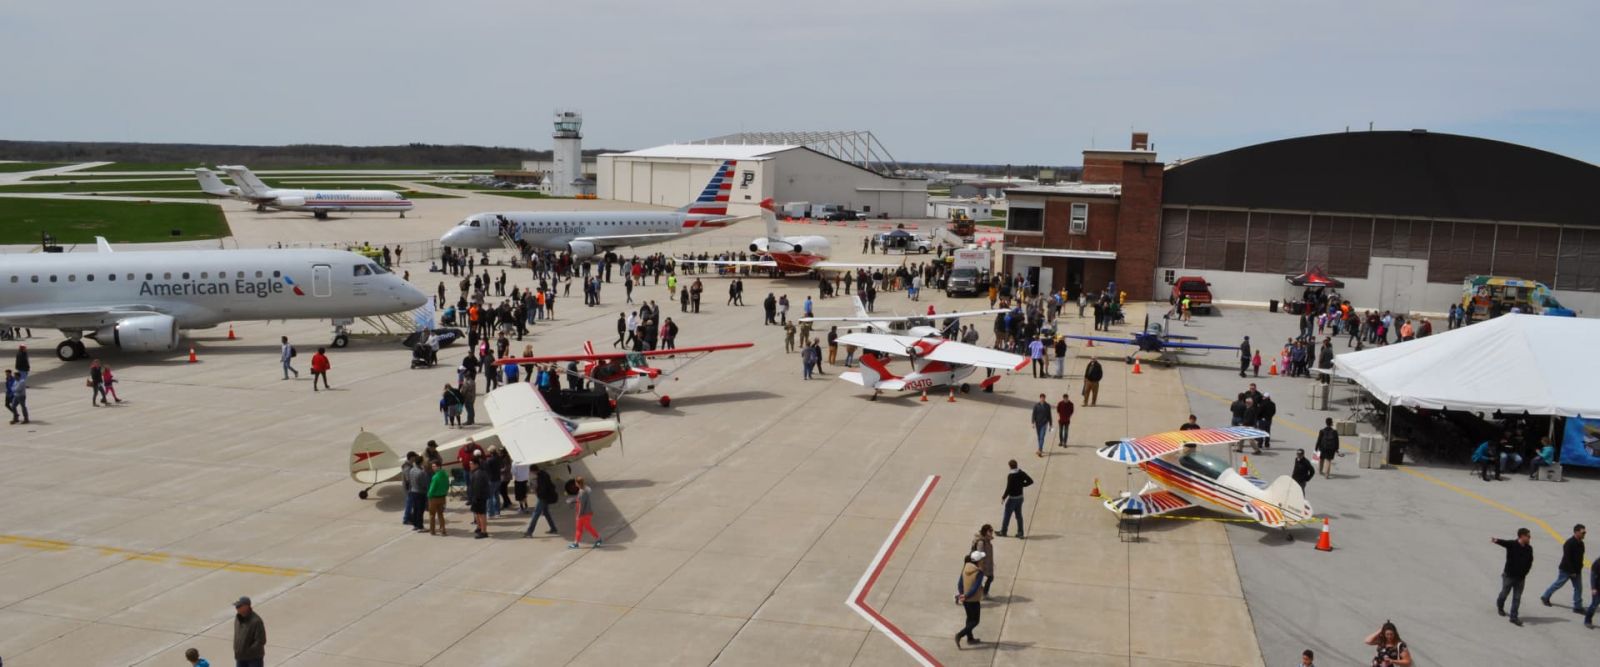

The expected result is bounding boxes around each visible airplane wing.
[1060,334,1141,347]
[1103,485,1195,518]
[0,305,159,329]
[499,342,754,366]
[1097,426,1270,465]
[576,232,687,247]
[1161,340,1245,352]
[836,333,1027,371]
[482,383,586,466]
[678,259,779,269]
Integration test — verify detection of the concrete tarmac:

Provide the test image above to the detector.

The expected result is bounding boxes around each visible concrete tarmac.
[2,194,1264,665]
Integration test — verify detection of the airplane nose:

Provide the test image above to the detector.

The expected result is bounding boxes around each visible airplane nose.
[398,281,428,309]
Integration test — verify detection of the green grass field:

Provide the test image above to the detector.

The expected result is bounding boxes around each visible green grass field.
[0,197,231,244]
[0,180,416,194]
[83,162,503,173]
[0,162,67,173]
[87,192,218,200]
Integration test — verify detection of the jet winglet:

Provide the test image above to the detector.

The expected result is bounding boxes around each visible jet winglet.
[95,236,113,253]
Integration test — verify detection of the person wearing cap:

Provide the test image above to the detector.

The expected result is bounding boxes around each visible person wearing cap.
[232,596,266,667]
[954,549,988,647]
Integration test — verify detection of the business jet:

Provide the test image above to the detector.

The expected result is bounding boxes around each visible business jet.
[351,382,620,499]
[216,165,413,219]
[438,160,750,259]
[0,238,429,361]
[678,198,899,274]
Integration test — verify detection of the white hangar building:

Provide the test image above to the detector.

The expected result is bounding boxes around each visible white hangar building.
[596,131,928,218]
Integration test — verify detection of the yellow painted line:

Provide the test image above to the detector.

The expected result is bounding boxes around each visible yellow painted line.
[518,597,558,606]
[0,533,304,577]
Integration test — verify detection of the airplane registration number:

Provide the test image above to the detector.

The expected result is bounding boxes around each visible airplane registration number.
[904,378,935,390]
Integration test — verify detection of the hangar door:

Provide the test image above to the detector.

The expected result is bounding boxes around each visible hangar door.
[650,164,690,207]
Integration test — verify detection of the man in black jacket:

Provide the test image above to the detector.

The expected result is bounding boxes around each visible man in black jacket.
[1238,336,1251,377]
[1257,394,1277,449]
[1239,398,1261,454]
[1539,524,1586,613]
[1031,394,1052,458]
[232,596,266,667]
[998,460,1033,539]
[1492,528,1535,625]
[524,464,560,536]
[1315,418,1341,478]
[1081,359,1103,407]
[468,456,492,539]
[1292,450,1316,491]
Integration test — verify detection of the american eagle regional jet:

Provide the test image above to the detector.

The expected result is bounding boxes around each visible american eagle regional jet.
[438,160,751,258]
[0,238,429,361]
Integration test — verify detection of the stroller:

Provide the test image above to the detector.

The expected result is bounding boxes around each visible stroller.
[410,343,438,369]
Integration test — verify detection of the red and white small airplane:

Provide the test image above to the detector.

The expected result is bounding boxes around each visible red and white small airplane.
[835,332,1026,400]
[1098,426,1314,533]
[349,382,619,499]
[802,295,1006,339]
[497,341,754,407]
[679,199,901,274]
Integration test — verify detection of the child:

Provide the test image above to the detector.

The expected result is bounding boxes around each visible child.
[102,364,122,403]
[1250,351,1262,377]
[1299,648,1314,666]
[185,647,210,667]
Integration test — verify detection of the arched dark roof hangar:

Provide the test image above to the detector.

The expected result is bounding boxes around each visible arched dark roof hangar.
[1162,131,1600,226]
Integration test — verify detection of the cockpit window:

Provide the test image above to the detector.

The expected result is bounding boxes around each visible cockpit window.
[468,219,480,227]
[624,351,646,368]
[1178,449,1230,480]
[555,417,577,433]
[366,262,388,275]
[353,265,372,276]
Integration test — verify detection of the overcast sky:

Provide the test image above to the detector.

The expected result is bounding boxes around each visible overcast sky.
[2,1,1596,165]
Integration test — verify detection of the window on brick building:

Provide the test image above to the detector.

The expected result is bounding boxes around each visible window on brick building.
[1008,207,1043,232]
[1069,203,1088,235]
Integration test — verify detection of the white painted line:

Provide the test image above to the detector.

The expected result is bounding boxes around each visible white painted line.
[846,474,942,667]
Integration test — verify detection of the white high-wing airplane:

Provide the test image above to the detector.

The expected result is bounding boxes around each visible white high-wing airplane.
[835,332,1027,399]
[350,382,621,499]
[677,199,900,274]
[192,168,244,200]
[438,160,751,259]
[800,295,1007,338]
[216,165,413,219]
[0,238,429,361]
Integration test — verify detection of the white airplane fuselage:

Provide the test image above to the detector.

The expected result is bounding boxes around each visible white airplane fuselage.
[439,210,729,257]
[0,248,429,358]
[251,188,414,214]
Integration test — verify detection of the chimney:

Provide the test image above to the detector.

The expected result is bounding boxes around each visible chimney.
[1131,132,1150,151]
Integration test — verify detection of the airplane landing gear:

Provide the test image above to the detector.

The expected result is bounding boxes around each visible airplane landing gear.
[314,211,330,220]
[331,319,352,349]
[358,488,370,500]
[960,383,972,394]
[1124,356,1135,364]
[56,339,87,361]
[658,395,671,407]
[256,204,268,212]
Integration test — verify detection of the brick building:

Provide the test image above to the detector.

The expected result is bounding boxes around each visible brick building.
[1001,133,1164,299]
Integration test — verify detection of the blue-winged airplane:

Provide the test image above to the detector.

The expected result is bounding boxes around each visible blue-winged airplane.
[1063,315,1241,366]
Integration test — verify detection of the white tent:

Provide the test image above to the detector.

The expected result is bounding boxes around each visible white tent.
[1332,314,1600,418]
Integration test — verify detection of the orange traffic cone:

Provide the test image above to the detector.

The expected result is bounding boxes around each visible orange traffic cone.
[1132,359,1143,374]
[920,389,929,402]
[1086,338,1094,347]
[187,345,197,363]
[1239,455,1251,476]
[1315,517,1333,551]
[227,325,236,340]
[1268,363,1277,376]
[947,387,957,402]
[1089,477,1102,498]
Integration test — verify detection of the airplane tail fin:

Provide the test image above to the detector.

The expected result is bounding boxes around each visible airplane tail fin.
[852,295,869,318]
[1256,476,1313,526]
[349,430,402,484]
[218,165,271,198]
[857,352,900,386]
[192,168,237,197]
[677,160,737,217]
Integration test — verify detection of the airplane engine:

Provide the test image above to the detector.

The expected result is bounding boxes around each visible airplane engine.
[92,314,179,352]
[749,238,769,253]
[567,240,598,260]
[274,196,306,208]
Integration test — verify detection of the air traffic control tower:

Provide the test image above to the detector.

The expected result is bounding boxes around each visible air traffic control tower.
[551,110,583,197]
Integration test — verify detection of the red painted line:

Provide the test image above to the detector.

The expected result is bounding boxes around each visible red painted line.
[847,474,942,667]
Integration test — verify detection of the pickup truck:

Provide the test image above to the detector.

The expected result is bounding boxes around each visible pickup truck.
[1170,276,1213,313]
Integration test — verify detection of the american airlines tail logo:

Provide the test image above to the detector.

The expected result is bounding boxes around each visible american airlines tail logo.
[282,275,306,296]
